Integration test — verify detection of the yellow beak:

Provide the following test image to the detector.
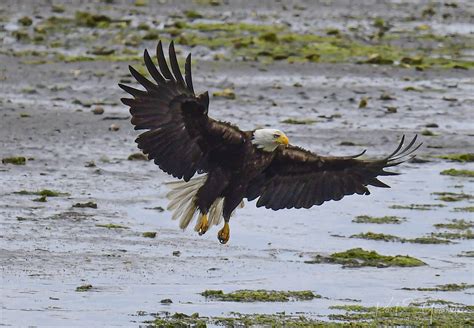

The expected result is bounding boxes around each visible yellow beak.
[276,134,289,146]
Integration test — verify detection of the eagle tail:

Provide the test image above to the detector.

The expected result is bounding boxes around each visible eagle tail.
[165,175,244,231]
[166,176,205,229]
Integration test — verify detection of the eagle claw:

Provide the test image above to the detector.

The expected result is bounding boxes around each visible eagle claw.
[197,213,209,235]
[218,222,230,244]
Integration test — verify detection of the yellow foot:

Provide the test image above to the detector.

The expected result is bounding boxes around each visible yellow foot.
[197,213,209,236]
[217,222,230,244]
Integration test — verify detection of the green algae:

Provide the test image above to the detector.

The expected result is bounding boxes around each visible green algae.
[389,203,445,210]
[351,232,450,244]
[95,223,129,229]
[433,191,473,202]
[201,289,320,302]
[441,169,474,178]
[431,230,473,240]
[2,156,26,165]
[421,129,437,136]
[212,88,235,99]
[213,313,327,327]
[281,118,317,125]
[14,189,68,197]
[147,303,473,327]
[5,12,473,69]
[51,4,65,13]
[409,299,470,308]
[305,248,425,268]
[434,219,473,230]
[142,231,157,238]
[458,251,474,257]
[75,284,93,292]
[184,10,203,19]
[403,86,423,92]
[352,215,405,224]
[33,195,47,202]
[360,53,393,65]
[351,232,401,242]
[145,312,206,328]
[55,53,140,63]
[402,283,474,292]
[128,153,148,161]
[72,201,98,209]
[146,312,326,327]
[165,21,474,68]
[75,11,112,28]
[18,16,33,26]
[454,206,474,212]
[329,304,473,326]
[437,153,474,163]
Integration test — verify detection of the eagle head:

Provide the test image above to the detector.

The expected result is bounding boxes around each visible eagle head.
[252,129,289,152]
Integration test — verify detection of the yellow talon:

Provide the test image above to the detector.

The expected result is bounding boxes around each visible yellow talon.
[197,213,209,235]
[217,222,230,244]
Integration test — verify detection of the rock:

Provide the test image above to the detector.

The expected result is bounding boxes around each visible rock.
[92,106,104,115]
[109,124,120,131]
[128,153,148,161]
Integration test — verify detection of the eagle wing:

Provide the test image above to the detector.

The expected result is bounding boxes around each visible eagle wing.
[119,41,245,181]
[246,135,421,209]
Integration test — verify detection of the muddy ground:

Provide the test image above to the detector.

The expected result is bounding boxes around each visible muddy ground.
[1,0,473,326]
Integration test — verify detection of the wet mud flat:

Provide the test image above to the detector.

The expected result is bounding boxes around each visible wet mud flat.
[1,0,473,326]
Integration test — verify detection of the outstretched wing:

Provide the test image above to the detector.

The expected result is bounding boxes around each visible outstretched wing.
[246,135,421,209]
[119,40,245,181]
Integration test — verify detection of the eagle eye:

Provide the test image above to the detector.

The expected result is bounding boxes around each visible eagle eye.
[273,133,280,138]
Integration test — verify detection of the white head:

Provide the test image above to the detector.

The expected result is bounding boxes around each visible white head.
[252,129,289,152]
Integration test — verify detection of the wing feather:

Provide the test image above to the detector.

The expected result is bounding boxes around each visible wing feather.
[121,40,245,181]
[168,41,187,88]
[247,135,421,209]
[156,40,174,80]
[185,53,195,94]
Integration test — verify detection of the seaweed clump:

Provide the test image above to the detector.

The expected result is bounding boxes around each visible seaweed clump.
[434,219,473,230]
[437,153,474,162]
[352,215,405,224]
[75,11,112,28]
[281,118,317,125]
[2,156,26,165]
[73,201,98,209]
[433,192,473,202]
[95,223,129,229]
[75,284,93,292]
[441,169,474,177]
[402,283,474,292]
[389,203,445,210]
[350,232,450,244]
[305,248,425,268]
[142,231,157,238]
[200,289,320,302]
[14,189,68,197]
[329,304,473,326]
[145,312,324,327]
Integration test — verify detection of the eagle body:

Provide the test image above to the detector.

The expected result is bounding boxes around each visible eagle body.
[120,40,421,244]
[189,127,277,221]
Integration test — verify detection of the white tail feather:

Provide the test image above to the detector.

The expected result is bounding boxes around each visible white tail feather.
[166,176,206,229]
[165,175,245,231]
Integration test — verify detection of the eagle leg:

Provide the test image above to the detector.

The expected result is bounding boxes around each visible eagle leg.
[197,212,209,236]
[217,222,230,244]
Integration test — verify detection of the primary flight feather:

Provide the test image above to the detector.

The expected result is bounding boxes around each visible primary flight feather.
[120,40,421,244]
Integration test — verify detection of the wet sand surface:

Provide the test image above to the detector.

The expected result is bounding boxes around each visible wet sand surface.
[1,0,473,326]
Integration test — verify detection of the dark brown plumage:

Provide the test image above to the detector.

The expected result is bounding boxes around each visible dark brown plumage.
[120,40,421,244]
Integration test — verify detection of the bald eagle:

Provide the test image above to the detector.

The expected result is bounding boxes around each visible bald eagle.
[120,40,421,244]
